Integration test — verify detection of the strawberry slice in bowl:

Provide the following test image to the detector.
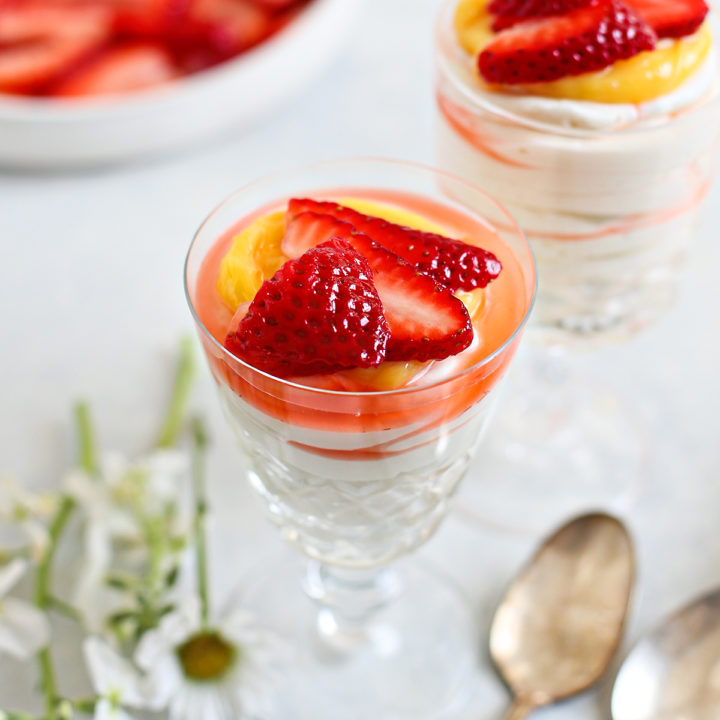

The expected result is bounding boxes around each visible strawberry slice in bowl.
[282,210,474,362]
[52,43,179,97]
[479,0,657,85]
[286,198,502,292]
[0,1,112,93]
[112,0,190,37]
[181,0,274,59]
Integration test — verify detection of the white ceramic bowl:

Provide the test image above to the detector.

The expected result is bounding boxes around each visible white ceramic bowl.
[0,0,357,168]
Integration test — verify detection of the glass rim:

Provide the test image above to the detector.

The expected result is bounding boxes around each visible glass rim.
[184,156,537,399]
[435,0,720,139]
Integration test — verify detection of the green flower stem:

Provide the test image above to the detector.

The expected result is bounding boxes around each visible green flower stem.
[144,516,165,591]
[69,697,97,714]
[191,417,210,627]
[35,495,74,717]
[35,403,97,717]
[74,402,98,476]
[47,596,82,622]
[156,338,195,449]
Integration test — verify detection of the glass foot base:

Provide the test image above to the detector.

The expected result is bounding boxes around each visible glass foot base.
[237,553,478,720]
[453,350,651,535]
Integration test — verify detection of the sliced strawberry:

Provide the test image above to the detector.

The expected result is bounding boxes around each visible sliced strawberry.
[283,211,474,362]
[249,0,303,10]
[184,0,273,58]
[0,2,112,92]
[52,43,178,97]
[348,232,474,362]
[225,238,389,378]
[112,0,190,37]
[286,199,502,292]
[625,0,708,37]
[488,0,595,31]
[479,0,656,85]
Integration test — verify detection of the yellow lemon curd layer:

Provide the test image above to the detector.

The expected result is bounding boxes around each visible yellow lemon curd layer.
[216,199,485,388]
[454,0,712,103]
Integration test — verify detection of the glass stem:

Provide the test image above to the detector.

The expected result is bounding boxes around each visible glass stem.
[303,562,402,652]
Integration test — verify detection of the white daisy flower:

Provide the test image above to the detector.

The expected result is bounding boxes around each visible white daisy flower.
[0,559,50,659]
[135,597,287,720]
[84,636,156,720]
[0,476,57,562]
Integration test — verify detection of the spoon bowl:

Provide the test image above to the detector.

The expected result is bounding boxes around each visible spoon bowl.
[612,587,720,720]
[490,512,635,719]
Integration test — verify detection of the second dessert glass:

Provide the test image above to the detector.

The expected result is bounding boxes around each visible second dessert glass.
[185,159,535,719]
[435,0,720,530]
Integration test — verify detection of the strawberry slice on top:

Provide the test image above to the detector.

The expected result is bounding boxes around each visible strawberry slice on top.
[488,0,595,31]
[287,198,501,292]
[624,0,708,38]
[225,238,390,378]
[283,211,473,363]
[479,0,657,85]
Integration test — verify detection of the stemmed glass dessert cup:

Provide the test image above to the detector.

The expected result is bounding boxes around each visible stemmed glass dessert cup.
[184,158,535,719]
[435,0,720,531]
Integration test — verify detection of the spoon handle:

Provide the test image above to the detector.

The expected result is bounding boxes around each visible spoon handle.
[502,698,535,720]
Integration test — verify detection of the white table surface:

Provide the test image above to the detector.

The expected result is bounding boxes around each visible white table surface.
[1,0,720,717]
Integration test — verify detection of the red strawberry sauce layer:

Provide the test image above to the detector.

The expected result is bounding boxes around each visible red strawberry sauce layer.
[191,189,533,435]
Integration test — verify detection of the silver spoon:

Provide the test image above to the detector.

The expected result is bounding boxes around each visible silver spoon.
[612,587,720,720]
[490,512,635,720]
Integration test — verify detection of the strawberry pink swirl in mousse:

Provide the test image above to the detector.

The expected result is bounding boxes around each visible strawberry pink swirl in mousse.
[188,186,533,566]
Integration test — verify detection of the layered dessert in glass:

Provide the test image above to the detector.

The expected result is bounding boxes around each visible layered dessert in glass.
[436,0,720,344]
[185,159,535,718]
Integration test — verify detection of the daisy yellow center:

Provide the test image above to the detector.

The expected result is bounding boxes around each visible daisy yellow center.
[454,0,713,103]
[176,631,238,682]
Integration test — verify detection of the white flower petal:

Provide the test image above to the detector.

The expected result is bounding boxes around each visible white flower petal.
[22,520,50,563]
[101,453,130,487]
[107,511,141,541]
[138,654,182,710]
[217,608,255,643]
[94,698,136,720]
[0,599,49,658]
[169,685,239,720]
[0,559,27,597]
[84,637,149,707]
[25,492,58,519]
[145,451,190,495]
[0,477,58,520]
[136,598,201,667]
[80,522,112,586]
[73,523,115,632]
[63,469,98,505]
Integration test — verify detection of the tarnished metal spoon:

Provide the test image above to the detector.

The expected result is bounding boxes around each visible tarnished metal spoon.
[612,587,720,720]
[490,513,635,720]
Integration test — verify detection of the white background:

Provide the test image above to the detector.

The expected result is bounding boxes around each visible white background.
[1,0,719,717]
